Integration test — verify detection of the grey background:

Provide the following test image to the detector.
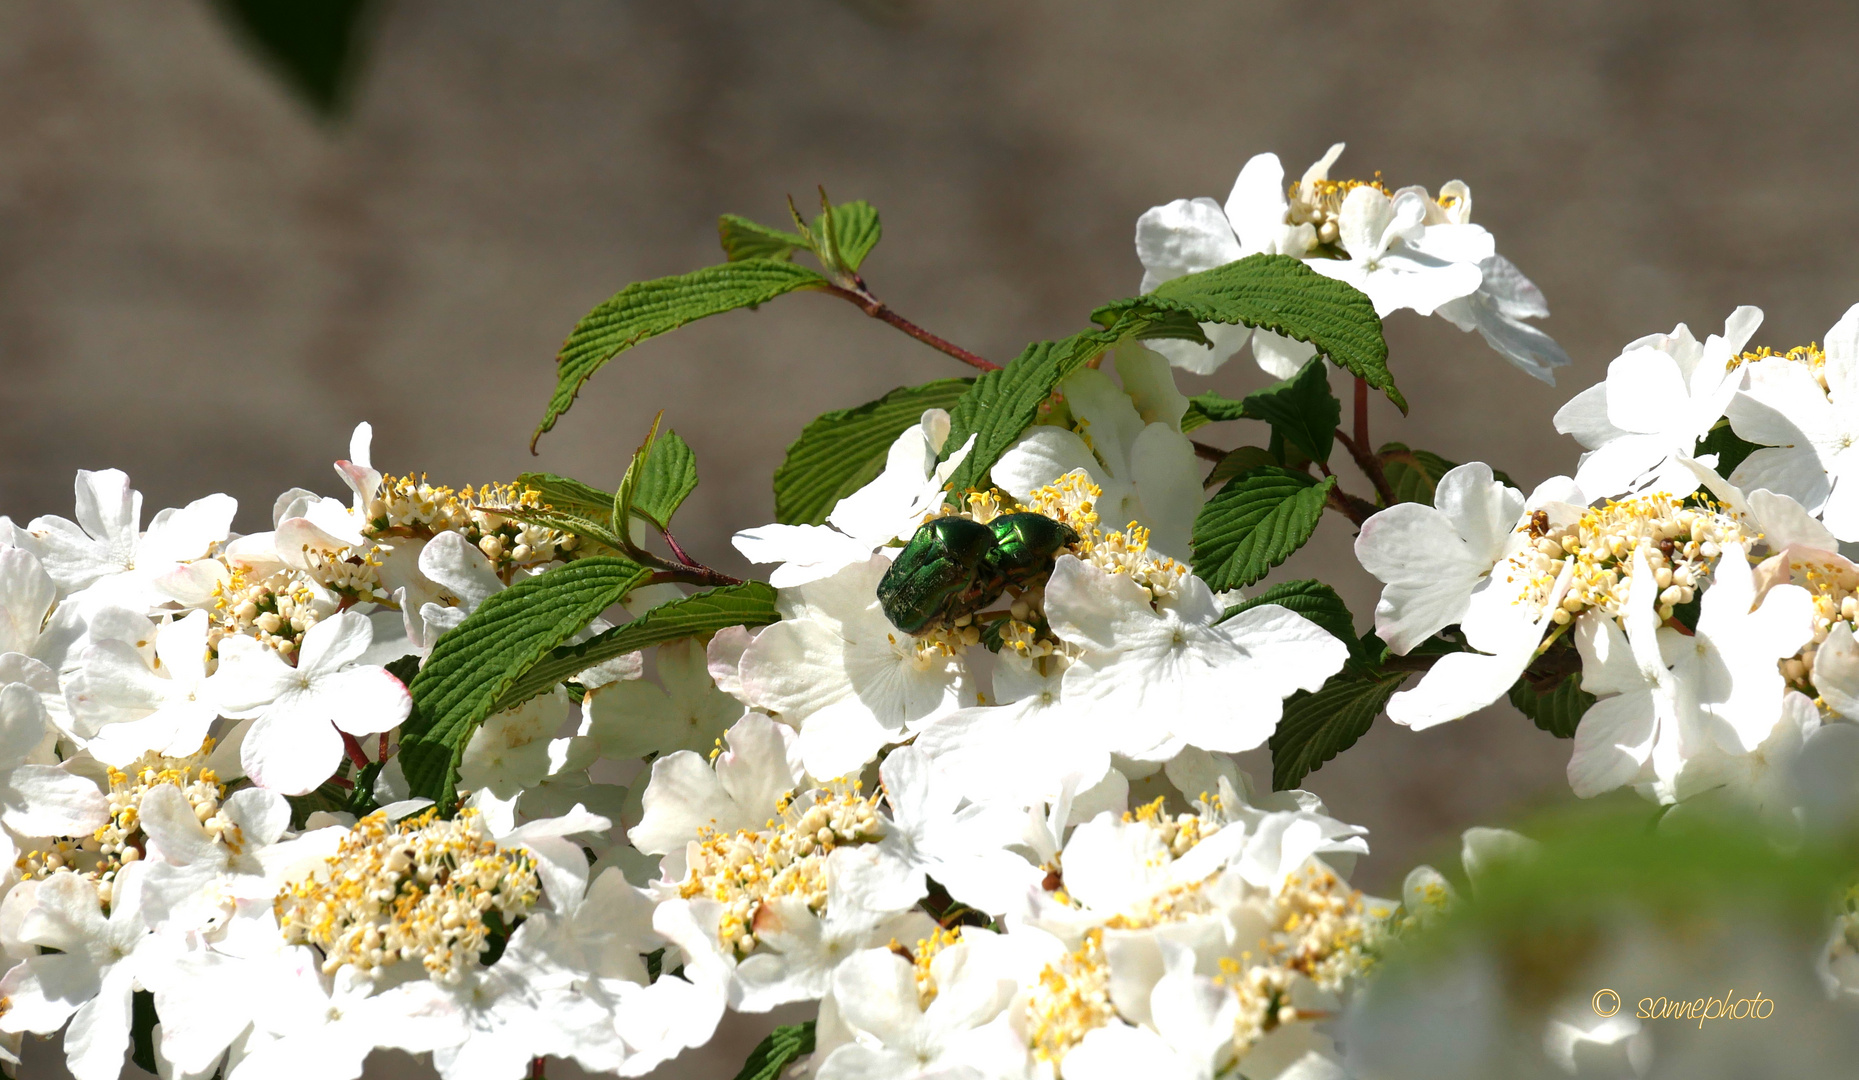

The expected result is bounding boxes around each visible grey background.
[5,1,1858,1076]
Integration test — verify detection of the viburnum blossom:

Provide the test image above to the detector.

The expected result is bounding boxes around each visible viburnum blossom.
[10,153,1859,1080]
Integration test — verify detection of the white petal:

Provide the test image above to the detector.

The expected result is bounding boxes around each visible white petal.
[320,666,412,737]
[1,765,109,837]
[240,710,342,796]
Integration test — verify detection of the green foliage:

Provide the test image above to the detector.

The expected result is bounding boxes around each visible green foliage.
[492,582,780,713]
[210,0,375,116]
[1221,579,1356,644]
[131,989,160,1073]
[733,1022,817,1080]
[718,215,811,262]
[619,419,699,532]
[1269,665,1409,791]
[1238,357,1340,465]
[534,260,827,447]
[516,472,618,519]
[718,198,881,273]
[1092,253,1399,411]
[399,557,652,809]
[498,506,629,557]
[937,308,1207,496]
[1191,467,1336,591]
[774,379,973,525]
[1509,671,1596,739]
[1378,442,1515,507]
[1696,418,1763,477]
[1204,446,1278,489]
[1181,392,1248,433]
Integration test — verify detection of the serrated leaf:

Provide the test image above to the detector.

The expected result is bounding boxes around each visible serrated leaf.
[1241,357,1339,465]
[500,505,629,556]
[1204,446,1278,490]
[1509,671,1595,739]
[517,472,617,520]
[1191,467,1336,591]
[1222,579,1355,644]
[938,308,1206,497]
[1182,392,1248,433]
[1093,253,1399,411]
[733,1022,816,1080]
[718,214,810,262]
[1696,418,1762,477]
[492,582,779,713]
[632,430,698,530]
[774,379,973,526]
[534,260,827,447]
[1269,665,1409,790]
[814,200,882,272]
[1377,442,1514,506]
[399,557,651,808]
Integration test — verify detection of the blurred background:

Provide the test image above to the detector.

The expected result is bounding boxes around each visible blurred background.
[6,1,1859,1075]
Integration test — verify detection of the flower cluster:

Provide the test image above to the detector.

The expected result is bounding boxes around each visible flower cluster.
[2,143,1857,1080]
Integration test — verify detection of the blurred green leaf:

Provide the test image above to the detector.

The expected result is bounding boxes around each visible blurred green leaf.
[210,0,376,116]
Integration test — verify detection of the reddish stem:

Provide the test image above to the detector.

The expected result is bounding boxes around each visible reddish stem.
[340,732,371,770]
[1353,376,1370,452]
[822,283,1000,372]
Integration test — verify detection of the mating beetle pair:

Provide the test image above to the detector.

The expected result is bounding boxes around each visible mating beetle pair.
[876,512,1079,634]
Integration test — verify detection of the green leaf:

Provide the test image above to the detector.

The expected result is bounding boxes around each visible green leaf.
[1182,392,1248,433]
[492,582,779,713]
[1191,467,1336,591]
[815,200,882,272]
[775,379,973,526]
[1240,357,1339,465]
[286,777,355,830]
[1509,671,1596,739]
[534,260,827,447]
[631,429,699,531]
[1204,446,1278,489]
[733,1022,816,1080]
[399,557,651,808]
[131,989,160,1074]
[1377,442,1515,506]
[939,308,1206,497]
[1269,665,1408,791]
[718,214,810,262]
[1696,418,1763,478]
[516,472,617,520]
[1093,253,1399,411]
[210,0,376,117]
[1222,579,1356,644]
[498,506,629,557]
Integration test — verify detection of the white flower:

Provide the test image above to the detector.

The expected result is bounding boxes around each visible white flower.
[1306,186,1486,320]
[816,930,1025,1080]
[1726,302,1859,539]
[0,863,157,1080]
[1064,943,1240,1080]
[227,946,446,1080]
[1133,149,1322,376]
[1354,462,1526,654]
[1043,556,1347,761]
[1564,551,1685,801]
[738,555,974,780]
[911,650,1117,811]
[1670,690,1820,834]
[1553,307,1760,500]
[214,610,412,795]
[0,680,108,838]
[992,347,1202,561]
[628,711,804,874]
[734,408,975,588]
[1434,255,1571,384]
[878,745,1047,917]
[584,637,744,760]
[65,609,221,766]
[28,468,236,614]
[459,686,572,799]
[136,784,292,932]
[0,545,85,672]
[369,918,609,1080]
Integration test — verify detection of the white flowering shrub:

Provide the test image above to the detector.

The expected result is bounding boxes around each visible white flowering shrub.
[0,149,1855,1080]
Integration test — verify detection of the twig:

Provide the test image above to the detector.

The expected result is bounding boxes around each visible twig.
[1192,440,1228,464]
[340,732,371,770]
[1325,486,1377,527]
[648,566,744,589]
[820,282,1000,372]
[1334,428,1396,508]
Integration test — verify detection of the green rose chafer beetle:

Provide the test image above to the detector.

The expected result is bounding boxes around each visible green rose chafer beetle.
[876,511,1078,634]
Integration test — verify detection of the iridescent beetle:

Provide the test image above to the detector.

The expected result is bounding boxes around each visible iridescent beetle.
[876,511,1079,633]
